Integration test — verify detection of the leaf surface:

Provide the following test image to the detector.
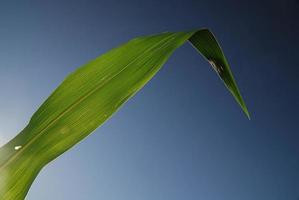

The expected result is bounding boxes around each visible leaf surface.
[0,29,249,199]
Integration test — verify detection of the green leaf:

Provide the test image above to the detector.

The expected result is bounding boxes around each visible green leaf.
[0,29,249,199]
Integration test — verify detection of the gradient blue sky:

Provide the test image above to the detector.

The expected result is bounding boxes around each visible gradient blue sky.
[0,0,298,199]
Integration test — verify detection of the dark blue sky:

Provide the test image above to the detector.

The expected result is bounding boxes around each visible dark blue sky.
[0,0,298,199]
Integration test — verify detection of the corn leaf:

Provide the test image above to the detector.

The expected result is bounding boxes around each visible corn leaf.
[0,29,249,199]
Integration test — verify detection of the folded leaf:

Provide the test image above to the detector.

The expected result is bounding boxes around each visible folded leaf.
[0,29,249,199]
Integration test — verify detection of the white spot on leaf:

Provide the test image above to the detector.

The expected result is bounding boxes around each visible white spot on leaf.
[14,146,22,150]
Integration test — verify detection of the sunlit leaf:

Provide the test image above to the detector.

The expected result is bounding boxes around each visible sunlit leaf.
[0,29,249,199]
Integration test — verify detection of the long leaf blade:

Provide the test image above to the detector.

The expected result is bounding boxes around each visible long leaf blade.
[0,29,249,199]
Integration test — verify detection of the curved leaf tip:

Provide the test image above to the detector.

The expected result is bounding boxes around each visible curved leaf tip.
[189,29,250,119]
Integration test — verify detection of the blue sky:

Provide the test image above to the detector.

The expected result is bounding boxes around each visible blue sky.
[0,0,298,199]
